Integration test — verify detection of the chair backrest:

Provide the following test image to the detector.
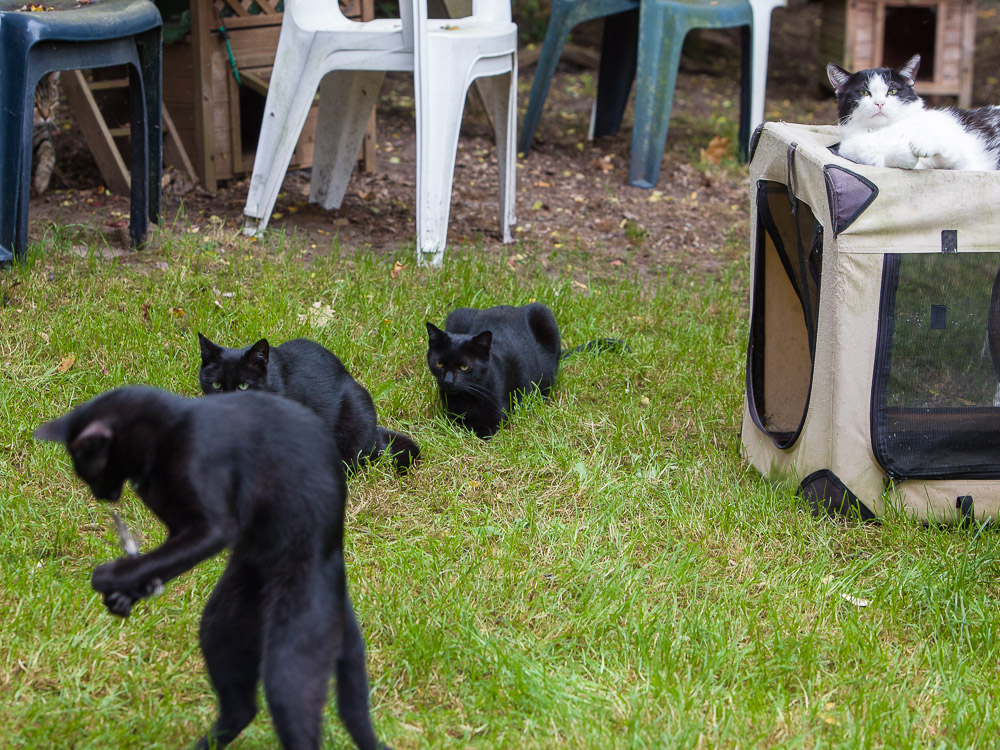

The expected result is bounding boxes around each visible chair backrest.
[286,0,510,36]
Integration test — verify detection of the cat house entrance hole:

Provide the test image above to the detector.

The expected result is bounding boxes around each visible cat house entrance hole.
[818,0,974,106]
[882,6,936,79]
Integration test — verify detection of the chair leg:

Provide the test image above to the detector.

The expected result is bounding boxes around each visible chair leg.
[136,26,162,230]
[482,66,517,244]
[309,70,385,211]
[738,24,752,162]
[517,0,576,156]
[748,5,773,153]
[591,7,639,139]
[126,63,149,249]
[629,6,689,189]
[243,34,322,235]
[0,64,35,262]
[414,56,471,266]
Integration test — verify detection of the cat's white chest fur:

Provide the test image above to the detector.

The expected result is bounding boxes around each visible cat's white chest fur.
[840,110,997,171]
[837,73,998,171]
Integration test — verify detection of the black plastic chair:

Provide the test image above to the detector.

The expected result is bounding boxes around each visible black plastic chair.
[0,0,162,263]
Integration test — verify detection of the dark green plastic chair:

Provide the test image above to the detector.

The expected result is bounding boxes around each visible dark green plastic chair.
[630,0,753,187]
[517,0,640,159]
[520,0,784,188]
[0,0,162,263]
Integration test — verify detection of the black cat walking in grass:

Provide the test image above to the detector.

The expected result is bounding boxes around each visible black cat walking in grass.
[426,302,625,438]
[198,334,419,473]
[34,386,389,750]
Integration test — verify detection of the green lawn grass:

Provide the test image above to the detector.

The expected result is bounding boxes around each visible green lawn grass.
[3,225,1000,749]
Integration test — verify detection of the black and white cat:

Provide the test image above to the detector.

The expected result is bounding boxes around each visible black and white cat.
[34,386,388,750]
[198,334,419,473]
[827,54,1000,170]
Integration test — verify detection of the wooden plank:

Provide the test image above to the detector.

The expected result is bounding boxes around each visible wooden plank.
[227,67,244,175]
[210,14,282,30]
[162,104,200,184]
[61,70,131,195]
[88,77,130,91]
[958,0,975,106]
[240,70,270,97]
[191,0,218,189]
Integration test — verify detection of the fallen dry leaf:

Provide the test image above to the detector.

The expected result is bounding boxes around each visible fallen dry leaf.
[592,155,615,173]
[390,260,405,278]
[57,354,75,374]
[700,135,730,165]
[298,301,336,328]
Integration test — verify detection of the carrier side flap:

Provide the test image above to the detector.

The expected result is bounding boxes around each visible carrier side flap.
[824,165,879,236]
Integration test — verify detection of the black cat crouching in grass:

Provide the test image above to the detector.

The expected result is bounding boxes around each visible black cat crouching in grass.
[34,386,389,750]
[426,302,625,438]
[198,334,419,473]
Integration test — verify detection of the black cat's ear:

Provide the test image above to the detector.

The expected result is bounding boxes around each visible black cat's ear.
[469,330,493,359]
[198,332,220,363]
[827,63,851,95]
[247,339,270,369]
[898,54,921,86]
[70,419,113,452]
[426,323,446,345]
[34,413,72,443]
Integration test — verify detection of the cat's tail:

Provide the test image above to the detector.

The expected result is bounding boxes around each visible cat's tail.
[375,426,421,474]
[560,338,630,360]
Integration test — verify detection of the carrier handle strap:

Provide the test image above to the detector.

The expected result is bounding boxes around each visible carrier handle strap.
[785,142,798,209]
[957,495,974,529]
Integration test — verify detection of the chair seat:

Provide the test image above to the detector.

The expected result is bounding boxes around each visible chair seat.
[0,0,161,43]
[304,18,517,59]
[0,0,162,262]
[650,0,751,22]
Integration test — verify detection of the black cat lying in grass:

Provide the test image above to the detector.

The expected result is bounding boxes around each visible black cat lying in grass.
[426,302,625,438]
[34,386,388,750]
[199,333,419,473]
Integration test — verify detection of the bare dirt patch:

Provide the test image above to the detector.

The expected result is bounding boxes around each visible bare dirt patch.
[26,0,1000,280]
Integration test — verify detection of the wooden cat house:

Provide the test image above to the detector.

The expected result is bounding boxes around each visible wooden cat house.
[819,0,975,106]
[743,121,1000,525]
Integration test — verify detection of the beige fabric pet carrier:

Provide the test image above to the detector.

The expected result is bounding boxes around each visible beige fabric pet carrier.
[742,122,1000,525]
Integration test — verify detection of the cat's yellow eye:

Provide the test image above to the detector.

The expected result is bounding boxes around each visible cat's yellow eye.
[434,361,444,369]
[238,383,249,390]
[212,381,222,390]
[459,364,470,371]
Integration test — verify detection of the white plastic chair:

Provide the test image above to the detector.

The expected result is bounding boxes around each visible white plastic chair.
[748,0,787,140]
[242,0,518,266]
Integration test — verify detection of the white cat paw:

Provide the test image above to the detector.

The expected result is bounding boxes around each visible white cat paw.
[908,138,947,161]
[884,146,919,169]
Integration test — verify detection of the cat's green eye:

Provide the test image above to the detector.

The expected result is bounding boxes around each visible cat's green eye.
[238,383,249,391]
[861,90,870,97]
[888,87,898,95]
[434,361,444,369]
[212,381,222,390]
[459,364,470,371]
